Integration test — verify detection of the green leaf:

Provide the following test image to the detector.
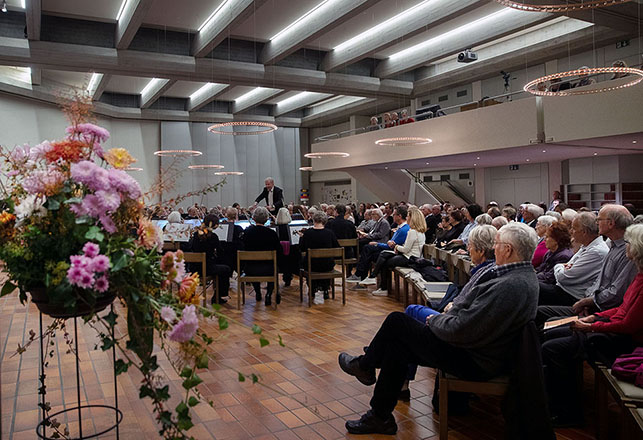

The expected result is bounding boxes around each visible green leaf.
[218,316,228,330]
[111,252,128,272]
[100,337,115,351]
[238,372,246,382]
[201,309,212,318]
[63,197,83,205]
[259,337,269,348]
[114,359,129,375]
[176,401,189,416]
[47,198,60,210]
[177,416,194,431]
[139,385,155,399]
[104,311,118,327]
[278,334,285,347]
[251,374,259,384]
[196,352,209,369]
[1,282,17,298]
[179,366,193,378]
[182,374,203,390]
[85,226,104,242]
[188,396,199,407]
[251,324,262,335]
[156,385,170,402]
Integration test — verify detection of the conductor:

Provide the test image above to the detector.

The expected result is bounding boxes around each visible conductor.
[253,177,284,215]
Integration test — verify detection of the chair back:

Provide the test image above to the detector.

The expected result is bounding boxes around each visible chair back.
[308,247,344,259]
[182,252,207,306]
[236,250,278,310]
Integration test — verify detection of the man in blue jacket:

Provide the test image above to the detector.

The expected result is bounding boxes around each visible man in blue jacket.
[349,205,409,289]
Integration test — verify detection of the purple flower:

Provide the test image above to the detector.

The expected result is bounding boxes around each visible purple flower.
[70,161,110,192]
[30,141,53,160]
[9,144,31,163]
[78,271,94,289]
[95,190,121,212]
[90,255,110,273]
[94,275,109,293]
[107,169,141,199]
[99,214,116,234]
[66,123,110,143]
[160,306,176,324]
[70,255,92,269]
[168,305,198,343]
[67,266,85,285]
[82,242,100,258]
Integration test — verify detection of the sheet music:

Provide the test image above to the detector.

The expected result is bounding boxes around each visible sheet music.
[212,223,229,242]
[288,224,309,245]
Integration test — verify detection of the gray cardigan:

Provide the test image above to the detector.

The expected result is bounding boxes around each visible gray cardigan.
[428,264,539,375]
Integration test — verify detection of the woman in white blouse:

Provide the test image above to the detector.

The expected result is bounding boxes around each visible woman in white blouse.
[371,207,427,296]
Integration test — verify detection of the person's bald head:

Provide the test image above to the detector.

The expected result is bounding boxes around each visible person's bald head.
[598,204,633,239]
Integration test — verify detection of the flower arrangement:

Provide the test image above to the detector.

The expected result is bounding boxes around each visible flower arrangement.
[0,98,280,439]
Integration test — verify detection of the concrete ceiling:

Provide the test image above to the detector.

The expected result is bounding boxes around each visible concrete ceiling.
[0,0,639,127]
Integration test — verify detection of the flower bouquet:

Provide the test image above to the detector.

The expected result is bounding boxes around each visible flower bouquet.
[0,98,279,439]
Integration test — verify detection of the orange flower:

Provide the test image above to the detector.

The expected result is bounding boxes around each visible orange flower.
[104,148,136,169]
[45,139,88,163]
[0,212,16,224]
[178,272,201,305]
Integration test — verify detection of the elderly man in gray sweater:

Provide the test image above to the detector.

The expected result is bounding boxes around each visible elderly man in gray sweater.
[338,223,539,435]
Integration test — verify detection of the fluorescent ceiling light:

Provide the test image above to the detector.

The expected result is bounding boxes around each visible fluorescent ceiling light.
[235,87,272,103]
[116,0,128,21]
[334,0,440,51]
[270,0,331,41]
[197,0,230,32]
[87,73,103,93]
[140,78,163,96]
[389,8,517,60]
[311,95,346,107]
[20,0,26,9]
[276,91,312,107]
[189,82,225,100]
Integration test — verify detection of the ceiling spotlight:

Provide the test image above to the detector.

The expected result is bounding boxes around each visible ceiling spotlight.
[526,159,530,162]
[473,163,477,167]
[1,1,7,13]
[299,166,313,171]
[594,152,599,156]
[476,156,480,160]
[425,162,430,165]
[542,150,547,153]
[384,167,388,170]
[633,140,638,144]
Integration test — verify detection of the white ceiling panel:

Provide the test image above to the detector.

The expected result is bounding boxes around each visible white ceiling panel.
[264,90,301,105]
[42,70,90,88]
[105,75,155,95]
[143,0,227,31]
[163,81,208,98]
[215,86,258,102]
[231,0,324,42]
[42,0,122,22]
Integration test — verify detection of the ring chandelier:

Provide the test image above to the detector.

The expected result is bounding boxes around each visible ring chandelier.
[493,0,631,13]
[188,164,225,170]
[124,167,143,171]
[304,152,350,159]
[375,137,432,146]
[214,171,244,176]
[207,121,278,135]
[299,166,313,171]
[153,150,203,157]
[524,67,643,96]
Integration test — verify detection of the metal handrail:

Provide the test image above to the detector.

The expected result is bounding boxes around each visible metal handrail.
[402,169,443,204]
[313,89,530,142]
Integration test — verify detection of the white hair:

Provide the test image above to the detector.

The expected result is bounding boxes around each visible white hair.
[525,204,544,218]
[498,222,538,261]
[475,213,493,226]
[624,224,643,269]
[545,210,562,220]
[276,207,291,225]
[167,211,182,223]
[265,177,274,184]
[492,216,508,230]
[562,208,578,223]
[537,215,558,228]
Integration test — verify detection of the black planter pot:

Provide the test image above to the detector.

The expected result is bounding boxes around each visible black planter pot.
[30,287,116,319]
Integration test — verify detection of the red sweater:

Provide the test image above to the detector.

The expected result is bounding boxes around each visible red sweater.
[592,272,643,342]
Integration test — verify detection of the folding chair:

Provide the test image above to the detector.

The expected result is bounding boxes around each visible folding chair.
[236,250,278,310]
[299,248,346,307]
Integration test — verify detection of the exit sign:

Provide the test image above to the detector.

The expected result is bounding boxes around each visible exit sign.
[509,165,520,171]
[616,40,630,49]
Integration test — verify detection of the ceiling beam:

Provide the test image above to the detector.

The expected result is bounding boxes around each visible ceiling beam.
[273,92,332,117]
[88,73,111,101]
[115,0,155,50]
[191,0,267,58]
[302,97,380,127]
[259,0,379,65]
[186,83,229,111]
[413,24,625,96]
[0,38,414,98]
[140,78,176,109]
[375,9,551,78]
[231,87,284,113]
[321,0,486,72]
[25,0,41,41]
[30,67,41,86]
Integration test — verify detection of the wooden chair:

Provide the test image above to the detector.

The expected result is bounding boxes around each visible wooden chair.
[299,248,346,307]
[182,252,218,306]
[596,365,643,440]
[236,250,278,310]
[438,369,509,440]
[337,238,359,285]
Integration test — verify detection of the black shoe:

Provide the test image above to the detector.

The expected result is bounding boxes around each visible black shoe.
[276,293,281,305]
[363,346,369,354]
[255,290,262,302]
[345,410,397,435]
[338,353,376,386]
[398,388,411,402]
[211,296,228,305]
[323,290,329,300]
[265,294,272,306]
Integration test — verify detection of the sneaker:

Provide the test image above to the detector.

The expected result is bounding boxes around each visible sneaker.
[360,277,377,285]
[345,410,397,435]
[346,274,361,283]
[338,353,376,386]
[350,284,368,291]
[372,288,388,296]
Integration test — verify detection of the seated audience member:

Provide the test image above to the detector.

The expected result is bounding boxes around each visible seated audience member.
[398,109,415,124]
[533,215,558,267]
[434,214,452,244]
[554,202,568,214]
[275,207,296,287]
[345,205,355,224]
[242,207,283,306]
[383,113,392,128]
[634,214,643,225]
[369,207,426,297]
[561,208,578,225]
[522,203,543,228]
[367,116,380,131]
[326,204,357,263]
[187,214,232,305]
[356,209,375,233]
[383,204,395,226]
[299,211,340,300]
[424,204,442,243]
[536,222,574,285]
[221,207,245,271]
[475,213,493,226]
[542,223,643,426]
[390,112,399,126]
[549,191,563,211]
[338,223,539,435]
[349,206,408,286]
[492,215,508,230]
[447,204,484,248]
[439,210,466,246]
[487,206,501,218]
[502,206,517,222]
[545,210,562,221]
[537,205,636,323]
[325,204,336,220]
[573,66,596,88]
[356,208,390,246]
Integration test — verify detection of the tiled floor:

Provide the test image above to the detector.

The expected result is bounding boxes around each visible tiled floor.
[1,280,603,439]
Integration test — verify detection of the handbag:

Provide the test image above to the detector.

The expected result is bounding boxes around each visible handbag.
[611,347,643,388]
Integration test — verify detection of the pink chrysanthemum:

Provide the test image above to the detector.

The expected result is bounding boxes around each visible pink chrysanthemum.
[82,242,100,258]
[160,306,176,324]
[90,255,110,273]
[94,275,109,293]
[168,305,198,343]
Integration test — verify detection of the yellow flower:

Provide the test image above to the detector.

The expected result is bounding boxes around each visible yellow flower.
[178,272,201,305]
[104,148,136,169]
[0,211,16,224]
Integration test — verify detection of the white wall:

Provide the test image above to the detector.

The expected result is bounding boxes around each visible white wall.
[484,162,549,207]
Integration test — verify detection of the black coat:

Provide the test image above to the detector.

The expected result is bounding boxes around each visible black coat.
[242,225,282,276]
[326,217,357,258]
[255,186,284,214]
